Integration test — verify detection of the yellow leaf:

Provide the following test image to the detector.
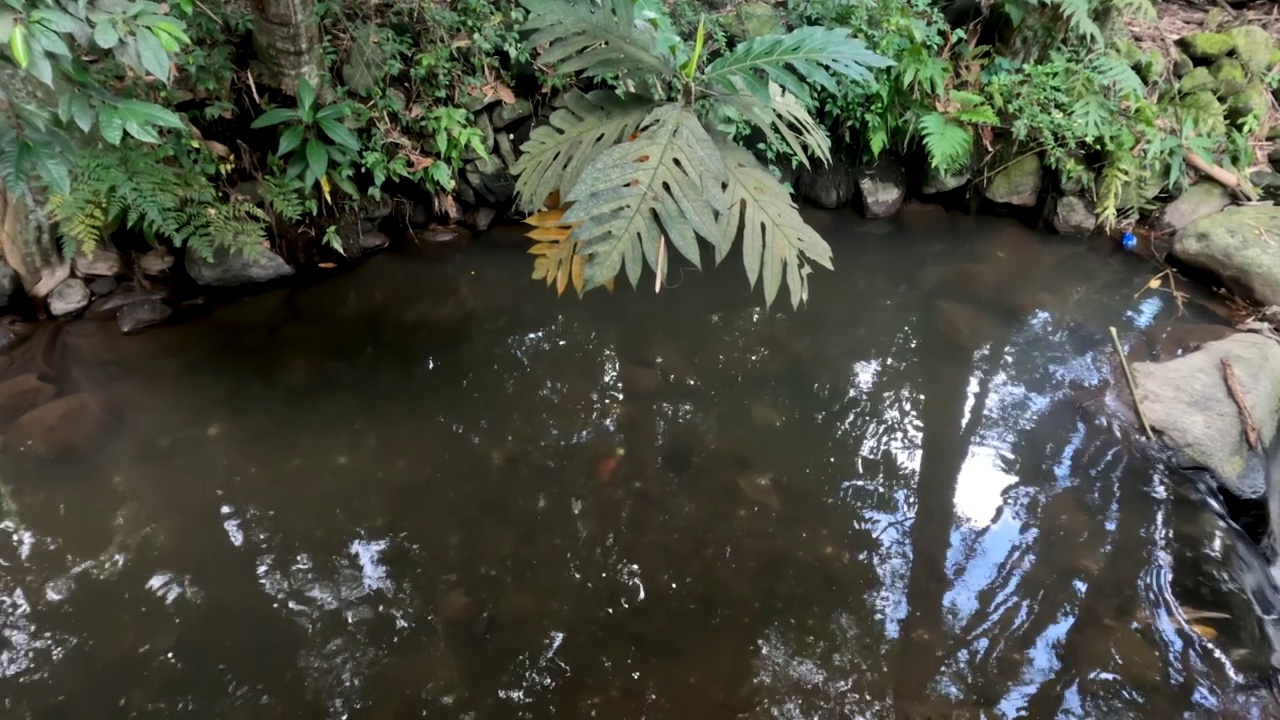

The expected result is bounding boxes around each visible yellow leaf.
[1189,623,1218,640]
[1147,276,1162,289]
[319,174,332,205]
[571,254,585,297]
[526,226,573,242]
[525,209,567,228]
[544,190,561,209]
[528,243,561,256]
[603,278,616,294]
[556,252,571,296]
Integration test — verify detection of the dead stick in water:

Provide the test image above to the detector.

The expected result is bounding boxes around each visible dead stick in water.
[1110,326,1154,441]
[1221,357,1259,451]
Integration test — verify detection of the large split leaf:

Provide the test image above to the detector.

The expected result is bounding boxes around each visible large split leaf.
[520,0,678,83]
[703,26,892,105]
[562,103,727,291]
[716,145,833,310]
[718,80,831,168]
[512,90,656,212]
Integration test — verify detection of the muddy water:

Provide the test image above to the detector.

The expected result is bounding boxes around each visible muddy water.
[1,210,1279,718]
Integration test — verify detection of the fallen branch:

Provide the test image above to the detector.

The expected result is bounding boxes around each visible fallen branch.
[1111,326,1155,441]
[1221,357,1260,451]
[1183,149,1258,202]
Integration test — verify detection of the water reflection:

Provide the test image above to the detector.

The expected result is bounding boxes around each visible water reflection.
[0,212,1276,718]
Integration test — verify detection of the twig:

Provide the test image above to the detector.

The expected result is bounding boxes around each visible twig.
[1221,357,1260,451]
[1111,326,1155,441]
[1183,149,1259,202]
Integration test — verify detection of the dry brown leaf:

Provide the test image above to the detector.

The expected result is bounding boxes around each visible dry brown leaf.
[525,209,567,227]
[525,226,573,242]
[317,262,337,268]
[204,140,232,158]
[571,253,585,296]
[404,153,435,174]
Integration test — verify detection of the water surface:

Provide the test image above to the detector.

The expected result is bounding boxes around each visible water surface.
[2,209,1279,718]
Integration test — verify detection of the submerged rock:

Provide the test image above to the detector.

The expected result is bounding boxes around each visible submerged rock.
[4,393,107,458]
[185,246,294,287]
[1158,182,1232,232]
[48,278,90,317]
[855,158,906,218]
[794,161,856,209]
[1052,196,1097,236]
[0,373,56,426]
[117,298,172,334]
[984,153,1042,207]
[1172,205,1280,305]
[1132,333,1280,499]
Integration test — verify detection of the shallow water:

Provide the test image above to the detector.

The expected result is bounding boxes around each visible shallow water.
[2,209,1280,718]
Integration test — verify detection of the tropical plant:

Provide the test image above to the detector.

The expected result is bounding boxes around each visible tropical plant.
[512,0,891,309]
[250,77,364,201]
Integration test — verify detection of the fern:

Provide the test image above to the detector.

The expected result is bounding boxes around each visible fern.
[1087,53,1146,101]
[1053,0,1103,47]
[511,90,656,212]
[918,112,973,175]
[562,104,726,289]
[717,145,832,309]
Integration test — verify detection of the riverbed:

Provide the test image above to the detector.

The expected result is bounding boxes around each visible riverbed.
[1,208,1278,718]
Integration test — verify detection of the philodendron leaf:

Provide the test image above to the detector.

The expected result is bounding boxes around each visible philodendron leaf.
[716,144,833,310]
[561,103,727,291]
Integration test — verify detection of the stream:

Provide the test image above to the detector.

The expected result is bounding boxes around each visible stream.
[2,208,1280,718]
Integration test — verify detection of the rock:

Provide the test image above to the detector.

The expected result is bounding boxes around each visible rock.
[462,112,494,162]
[463,156,515,205]
[1251,169,1280,202]
[116,298,172,334]
[0,316,33,353]
[1180,91,1228,138]
[1178,66,1215,94]
[1178,32,1235,62]
[185,246,294,287]
[1225,25,1275,74]
[729,1,781,39]
[0,260,20,307]
[135,247,174,276]
[855,158,906,218]
[1172,50,1194,77]
[0,188,68,299]
[1227,79,1269,125]
[1052,196,1096,236]
[0,373,56,427]
[899,202,950,233]
[341,24,387,96]
[408,202,432,226]
[494,131,517,168]
[921,165,970,195]
[1131,333,1280,499]
[1210,57,1246,96]
[4,392,107,458]
[794,161,856,209]
[984,153,1042,207]
[1134,49,1166,84]
[47,277,90,317]
[406,226,472,261]
[84,287,166,320]
[1157,182,1232,232]
[1271,142,1280,170]
[468,206,497,232]
[88,276,118,297]
[491,99,532,130]
[357,229,391,251]
[1173,205,1280,305]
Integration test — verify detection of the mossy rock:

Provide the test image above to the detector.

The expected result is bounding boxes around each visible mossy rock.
[1227,80,1270,126]
[1210,57,1246,96]
[728,2,781,40]
[1178,66,1215,94]
[984,153,1043,207]
[1172,50,1195,78]
[1135,50,1167,84]
[1178,32,1235,61]
[1225,25,1276,75]
[1179,91,1228,138]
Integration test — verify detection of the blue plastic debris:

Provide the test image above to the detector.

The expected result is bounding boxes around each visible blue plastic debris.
[1121,232,1136,251]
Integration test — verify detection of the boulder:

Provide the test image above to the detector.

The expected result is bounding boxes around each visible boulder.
[1178,32,1235,62]
[461,112,495,162]
[116,298,172,334]
[1178,66,1216,94]
[1225,24,1275,74]
[1180,91,1228,139]
[794,161,856,209]
[462,156,515,205]
[984,153,1042,207]
[72,246,124,277]
[491,99,532,130]
[1210,57,1246,96]
[1172,50,1195,77]
[467,206,497,232]
[729,2,781,40]
[4,392,107,458]
[921,165,970,195]
[88,276,118,297]
[0,188,67,299]
[1251,169,1280,202]
[135,247,174,276]
[1157,181,1232,232]
[1227,80,1269,125]
[1132,333,1280,499]
[1172,205,1280,305]
[47,277,90,317]
[855,158,906,218]
[1052,196,1096,236]
[185,246,294,287]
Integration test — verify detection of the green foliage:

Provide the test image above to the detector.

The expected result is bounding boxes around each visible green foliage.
[514,0,889,308]
[252,77,363,198]
[45,140,267,260]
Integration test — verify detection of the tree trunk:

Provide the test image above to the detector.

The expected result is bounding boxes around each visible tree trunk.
[0,186,68,300]
[250,0,324,94]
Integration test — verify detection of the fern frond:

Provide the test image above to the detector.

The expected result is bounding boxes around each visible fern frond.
[520,0,678,83]
[1088,53,1145,101]
[1111,0,1156,23]
[918,112,973,175]
[703,25,893,105]
[512,90,656,212]
[718,80,831,168]
[717,145,832,309]
[561,104,727,290]
[1052,0,1103,46]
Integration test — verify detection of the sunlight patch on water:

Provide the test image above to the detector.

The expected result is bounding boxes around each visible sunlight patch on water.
[954,446,1018,527]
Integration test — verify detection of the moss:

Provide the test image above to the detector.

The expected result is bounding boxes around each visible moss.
[1225,25,1276,75]
[1210,57,1246,96]
[728,2,781,40]
[1178,32,1235,61]
[1178,90,1228,139]
[1135,49,1166,84]
[1178,66,1215,94]
[1172,50,1195,77]
[1227,80,1270,126]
